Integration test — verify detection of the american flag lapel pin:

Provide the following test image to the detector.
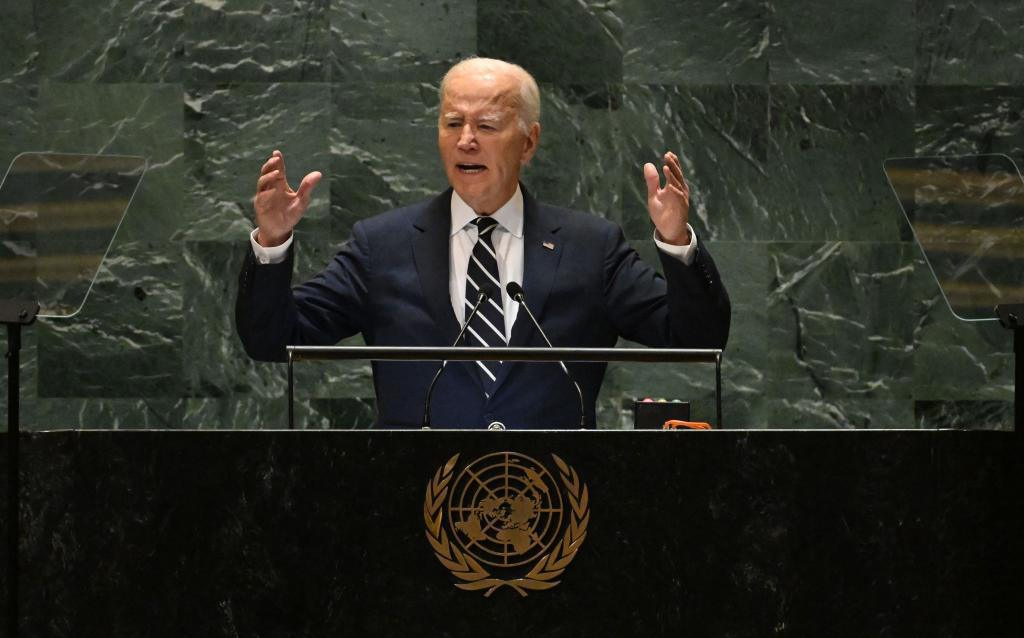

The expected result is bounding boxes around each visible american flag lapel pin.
[542,241,555,250]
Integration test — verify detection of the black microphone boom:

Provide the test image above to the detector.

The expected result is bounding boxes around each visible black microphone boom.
[422,289,490,428]
[505,281,586,428]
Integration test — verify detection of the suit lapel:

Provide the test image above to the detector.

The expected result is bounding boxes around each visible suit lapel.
[490,187,564,394]
[412,189,461,344]
[511,188,563,345]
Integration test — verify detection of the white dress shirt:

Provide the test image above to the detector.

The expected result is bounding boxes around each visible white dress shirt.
[448,187,524,341]
[249,187,698,342]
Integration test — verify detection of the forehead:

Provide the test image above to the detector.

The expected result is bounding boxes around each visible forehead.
[441,70,520,114]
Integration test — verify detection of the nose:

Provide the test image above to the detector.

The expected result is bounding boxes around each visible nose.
[456,124,476,151]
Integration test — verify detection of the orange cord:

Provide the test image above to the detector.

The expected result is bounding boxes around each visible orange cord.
[662,419,712,430]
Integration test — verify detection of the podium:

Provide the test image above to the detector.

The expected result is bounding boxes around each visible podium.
[1,429,1018,637]
[1,152,1019,636]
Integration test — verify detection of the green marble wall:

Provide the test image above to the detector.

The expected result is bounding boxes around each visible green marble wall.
[1,0,1019,430]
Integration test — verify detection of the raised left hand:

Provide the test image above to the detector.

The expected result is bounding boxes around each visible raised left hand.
[643,151,691,246]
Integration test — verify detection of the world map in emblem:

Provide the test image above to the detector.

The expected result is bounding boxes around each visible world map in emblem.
[447,452,564,568]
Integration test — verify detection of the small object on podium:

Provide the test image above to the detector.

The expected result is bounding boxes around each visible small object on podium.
[632,399,690,429]
[663,420,712,430]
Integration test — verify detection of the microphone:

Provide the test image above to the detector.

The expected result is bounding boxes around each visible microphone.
[422,289,490,428]
[505,282,586,428]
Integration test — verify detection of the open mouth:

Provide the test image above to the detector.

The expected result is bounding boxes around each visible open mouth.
[456,163,487,174]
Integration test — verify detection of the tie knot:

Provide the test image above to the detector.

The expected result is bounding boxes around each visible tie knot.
[473,216,499,236]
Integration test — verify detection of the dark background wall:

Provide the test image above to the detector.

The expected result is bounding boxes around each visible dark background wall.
[0,0,1019,430]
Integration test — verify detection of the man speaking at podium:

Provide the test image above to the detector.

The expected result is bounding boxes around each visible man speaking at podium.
[236,57,731,429]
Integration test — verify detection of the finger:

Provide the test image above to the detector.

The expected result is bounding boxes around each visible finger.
[663,158,684,190]
[662,164,677,190]
[643,163,660,200]
[295,171,322,203]
[257,169,282,192]
[260,155,281,175]
[276,151,289,185]
[665,183,688,202]
[665,152,685,185]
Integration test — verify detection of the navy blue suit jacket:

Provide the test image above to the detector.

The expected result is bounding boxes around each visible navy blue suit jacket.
[236,187,730,429]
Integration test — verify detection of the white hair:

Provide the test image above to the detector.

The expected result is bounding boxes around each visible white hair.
[439,57,541,134]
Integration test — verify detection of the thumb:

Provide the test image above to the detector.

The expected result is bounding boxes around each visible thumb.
[643,162,660,200]
[296,171,322,202]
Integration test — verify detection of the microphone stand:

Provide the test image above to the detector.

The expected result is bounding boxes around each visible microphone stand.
[422,291,489,428]
[506,283,586,428]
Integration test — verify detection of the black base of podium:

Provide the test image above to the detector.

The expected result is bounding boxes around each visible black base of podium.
[1,430,1020,638]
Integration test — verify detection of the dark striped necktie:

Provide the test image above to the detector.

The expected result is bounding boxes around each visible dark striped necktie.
[464,216,506,394]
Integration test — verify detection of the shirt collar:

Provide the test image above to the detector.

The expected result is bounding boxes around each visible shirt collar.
[450,185,524,238]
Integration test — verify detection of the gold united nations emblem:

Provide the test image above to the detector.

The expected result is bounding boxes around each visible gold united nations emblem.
[423,452,590,597]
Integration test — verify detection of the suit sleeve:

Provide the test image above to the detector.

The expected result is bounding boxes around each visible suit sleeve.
[235,222,372,362]
[602,224,731,349]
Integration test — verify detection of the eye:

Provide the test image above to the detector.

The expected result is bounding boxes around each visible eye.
[479,124,495,131]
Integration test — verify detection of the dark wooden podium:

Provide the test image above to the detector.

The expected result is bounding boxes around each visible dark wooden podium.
[1,430,1019,637]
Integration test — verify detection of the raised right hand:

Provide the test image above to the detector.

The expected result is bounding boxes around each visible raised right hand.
[252,150,322,247]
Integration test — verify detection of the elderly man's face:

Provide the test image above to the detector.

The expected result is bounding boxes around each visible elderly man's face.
[438,69,539,214]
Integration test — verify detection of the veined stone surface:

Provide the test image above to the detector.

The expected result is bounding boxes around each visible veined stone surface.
[0,0,38,85]
[769,0,915,83]
[329,82,445,235]
[478,0,623,84]
[620,84,915,242]
[622,0,769,84]
[0,83,38,175]
[37,241,184,398]
[330,0,476,82]
[1,0,1017,430]
[915,86,1024,158]
[36,0,184,83]
[185,0,329,82]
[181,239,373,404]
[522,85,624,219]
[183,82,332,241]
[917,0,1024,85]
[620,84,771,241]
[35,399,188,430]
[37,83,185,243]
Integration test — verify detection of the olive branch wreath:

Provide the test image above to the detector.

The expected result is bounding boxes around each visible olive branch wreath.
[423,453,590,597]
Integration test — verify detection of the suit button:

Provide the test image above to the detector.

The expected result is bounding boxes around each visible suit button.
[487,421,506,431]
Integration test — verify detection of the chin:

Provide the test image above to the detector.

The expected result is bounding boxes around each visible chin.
[455,187,495,211]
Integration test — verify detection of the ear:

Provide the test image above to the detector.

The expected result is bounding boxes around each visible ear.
[520,122,541,165]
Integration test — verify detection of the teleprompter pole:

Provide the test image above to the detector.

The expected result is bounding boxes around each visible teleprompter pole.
[2,299,38,638]
[996,304,1023,431]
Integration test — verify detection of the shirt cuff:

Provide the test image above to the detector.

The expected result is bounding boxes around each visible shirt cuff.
[653,224,697,266]
[249,228,292,265]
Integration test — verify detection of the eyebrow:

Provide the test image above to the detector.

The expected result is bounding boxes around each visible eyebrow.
[440,111,506,123]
